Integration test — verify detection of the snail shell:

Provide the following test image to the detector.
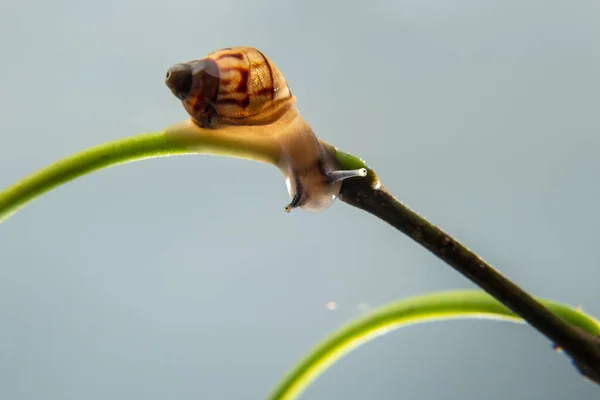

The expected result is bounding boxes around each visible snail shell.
[165,46,366,212]
[165,47,293,128]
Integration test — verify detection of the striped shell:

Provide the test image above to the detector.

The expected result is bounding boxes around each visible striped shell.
[165,46,294,128]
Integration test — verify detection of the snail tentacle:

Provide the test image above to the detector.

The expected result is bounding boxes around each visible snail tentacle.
[326,168,368,183]
[284,194,303,213]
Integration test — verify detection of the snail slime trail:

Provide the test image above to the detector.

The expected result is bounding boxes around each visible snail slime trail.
[165,46,367,213]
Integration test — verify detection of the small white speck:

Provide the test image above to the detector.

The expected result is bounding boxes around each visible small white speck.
[326,301,337,311]
[373,180,381,190]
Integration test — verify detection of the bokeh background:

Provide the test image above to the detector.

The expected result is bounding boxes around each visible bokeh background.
[1,0,599,398]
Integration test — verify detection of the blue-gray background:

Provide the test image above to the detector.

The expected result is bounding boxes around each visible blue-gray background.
[1,0,599,399]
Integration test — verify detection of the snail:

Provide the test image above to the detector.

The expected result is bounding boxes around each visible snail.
[164,46,367,213]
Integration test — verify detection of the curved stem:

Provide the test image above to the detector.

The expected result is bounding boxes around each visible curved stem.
[0,132,182,222]
[268,290,600,400]
[0,119,280,223]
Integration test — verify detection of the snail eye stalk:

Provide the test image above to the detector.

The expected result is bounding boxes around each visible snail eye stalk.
[326,168,368,183]
[284,193,304,213]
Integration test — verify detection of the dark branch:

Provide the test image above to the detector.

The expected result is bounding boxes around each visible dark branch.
[336,161,600,385]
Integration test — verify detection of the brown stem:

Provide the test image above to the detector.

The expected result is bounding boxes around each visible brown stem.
[337,163,600,385]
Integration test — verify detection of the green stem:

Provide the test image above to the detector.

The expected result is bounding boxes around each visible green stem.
[268,290,600,400]
[0,132,186,223]
[0,120,279,223]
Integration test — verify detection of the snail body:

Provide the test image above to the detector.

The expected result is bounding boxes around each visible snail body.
[165,46,366,212]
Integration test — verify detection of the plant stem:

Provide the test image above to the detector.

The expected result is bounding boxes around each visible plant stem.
[327,145,600,385]
[268,290,600,400]
[0,132,187,223]
[0,120,280,223]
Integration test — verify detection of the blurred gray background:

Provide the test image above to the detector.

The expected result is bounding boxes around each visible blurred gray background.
[1,0,599,398]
